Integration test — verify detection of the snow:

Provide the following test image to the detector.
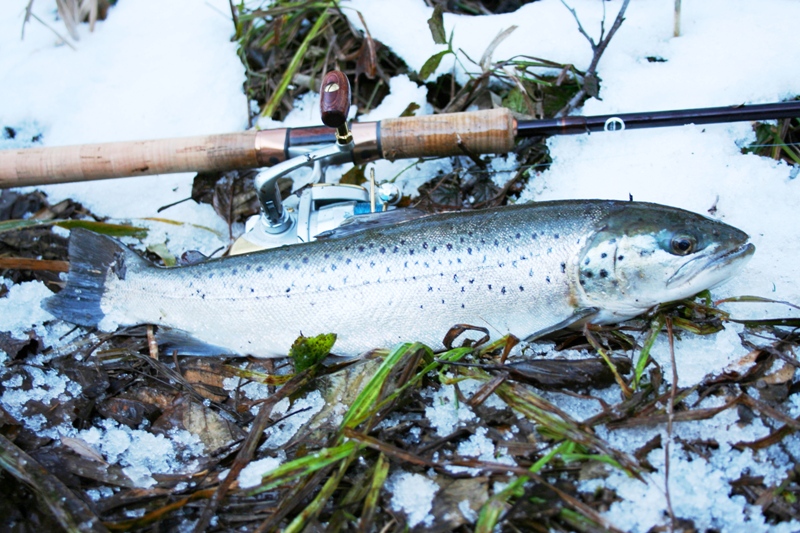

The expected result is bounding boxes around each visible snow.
[1,0,800,530]
[386,470,438,527]
[238,456,283,489]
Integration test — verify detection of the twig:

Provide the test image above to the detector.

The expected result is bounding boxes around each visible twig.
[193,366,320,532]
[556,0,630,116]
[27,11,78,50]
[664,317,678,532]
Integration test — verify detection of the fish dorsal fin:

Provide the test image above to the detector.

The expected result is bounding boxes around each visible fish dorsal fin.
[524,307,600,342]
[314,208,428,240]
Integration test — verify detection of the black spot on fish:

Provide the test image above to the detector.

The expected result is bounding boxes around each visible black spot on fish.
[488,284,492,290]
[469,279,475,284]
[380,247,386,254]
[346,258,352,264]
[446,243,453,250]
[232,268,238,275]
[584,270,594,278]
[467,247,473,255]
[424,262,429,268]
[428,286,433,292]
[494,239,499,246]
[515,232,521,239]
[409,249,415,255]
[441,299,445,304]
[331,264,337,271]
[546,276,551,283]
[560,262,566,273]
[584,258,591,265]
[324,253,330,259]
[328,285,334,291]
[400,239,407,245]
[460,237,465,243]
[600,269,609,278]
[201,294,206,299]
[608,238,617,244]
[369,243,374,248]
[498,262,505,268]
[256,266,263,273]
[285,287,291,293]
[519,286,524,291]
[432,246,437,252]
[302,257,309,264]
[283,263,290,270]
[423,242,428,249]
[601,253,607,259]
[461,287,465,292]
[618,255,625,261]
[501,286,506,294]
[532,233,538,239]
[461,303,465,309]
[554,234,559,239]
[245,264,251,271]
[358,246,365,252]
[250,288,255,293]
[370,261,376,267]
[393,246,399,253]
[208,273,215,279]
[420,305,424,309]
[579,279,586,286]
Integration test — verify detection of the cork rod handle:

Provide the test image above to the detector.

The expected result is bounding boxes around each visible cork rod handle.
[0,131,275,188]
[380,108,516,160]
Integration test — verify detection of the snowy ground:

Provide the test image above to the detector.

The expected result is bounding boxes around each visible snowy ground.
[1,0,800,531]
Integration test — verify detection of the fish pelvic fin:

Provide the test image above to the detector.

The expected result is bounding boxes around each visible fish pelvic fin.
[524,307,600,342]
[42,228,150,327]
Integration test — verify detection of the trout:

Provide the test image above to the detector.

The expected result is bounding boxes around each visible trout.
[43,200,754,357]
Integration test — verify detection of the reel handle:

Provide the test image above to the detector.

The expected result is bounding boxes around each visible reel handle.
[320,71,352,143]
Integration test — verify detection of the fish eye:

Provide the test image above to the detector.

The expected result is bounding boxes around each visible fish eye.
[670,234,697,256]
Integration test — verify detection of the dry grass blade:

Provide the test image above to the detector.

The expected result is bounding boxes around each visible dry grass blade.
[0,433,109,533]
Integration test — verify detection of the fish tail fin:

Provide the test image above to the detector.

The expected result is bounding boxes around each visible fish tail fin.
[43,228,150,327]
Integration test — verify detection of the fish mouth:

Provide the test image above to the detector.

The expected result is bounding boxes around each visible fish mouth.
[667,242,755,287]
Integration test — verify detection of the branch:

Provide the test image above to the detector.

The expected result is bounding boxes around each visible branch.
[556,0,631,117]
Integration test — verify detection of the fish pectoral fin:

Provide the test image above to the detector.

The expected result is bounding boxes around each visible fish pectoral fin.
[524,307,600,342]
[156,327,240,357]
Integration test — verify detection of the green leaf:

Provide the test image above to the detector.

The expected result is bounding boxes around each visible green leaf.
[290,333,337,372]
[502,87,528,115]
[419,49,450,81]
[0,218,148,238]
[427,4,446,45]
[146,242,177,267]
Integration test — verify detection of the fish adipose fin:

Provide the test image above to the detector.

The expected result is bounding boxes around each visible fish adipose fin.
[524,307,600,342]
[42,228,149,327]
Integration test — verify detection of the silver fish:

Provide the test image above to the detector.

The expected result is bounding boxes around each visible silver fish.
[43,200,754,357]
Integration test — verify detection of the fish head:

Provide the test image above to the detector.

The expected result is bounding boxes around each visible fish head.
[575,202,754,322]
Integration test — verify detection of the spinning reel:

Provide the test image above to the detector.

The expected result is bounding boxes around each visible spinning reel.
[230,71,400,255]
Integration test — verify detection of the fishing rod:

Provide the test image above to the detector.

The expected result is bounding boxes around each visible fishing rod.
[0,90,798,189]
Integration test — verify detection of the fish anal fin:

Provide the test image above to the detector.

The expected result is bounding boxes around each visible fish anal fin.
[524,307,600,342]
[156,327,240,357]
